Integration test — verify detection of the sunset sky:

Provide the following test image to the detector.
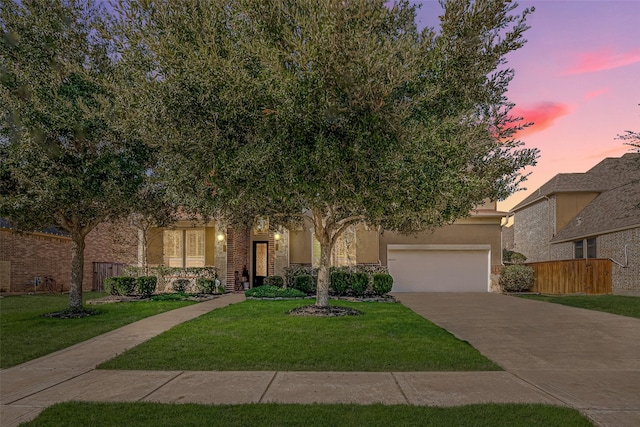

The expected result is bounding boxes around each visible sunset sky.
[413,0,640,211]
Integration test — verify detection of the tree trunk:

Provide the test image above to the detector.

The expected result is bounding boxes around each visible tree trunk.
[69,234,86,310]
[315,239,332,307]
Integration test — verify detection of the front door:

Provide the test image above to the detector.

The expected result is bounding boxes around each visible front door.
[253,241,268,287]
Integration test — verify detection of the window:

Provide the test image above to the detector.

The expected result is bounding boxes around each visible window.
[574,240,583,259]
[586,238,597,259]
[164,229,205,267]
[574,238,597,259]
[312,226,357,268]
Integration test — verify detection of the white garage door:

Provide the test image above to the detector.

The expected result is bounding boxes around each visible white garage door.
[387,244,490,292]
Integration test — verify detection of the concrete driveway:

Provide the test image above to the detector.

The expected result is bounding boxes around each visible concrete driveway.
[395,293,640,427]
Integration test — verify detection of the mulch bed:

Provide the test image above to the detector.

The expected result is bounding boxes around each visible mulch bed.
[288,305,362,317]
[42,308,98,319]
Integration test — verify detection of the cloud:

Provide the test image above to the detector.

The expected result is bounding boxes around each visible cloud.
[584,88,610,101]
[510,102,572,136]
[564,48,640,75]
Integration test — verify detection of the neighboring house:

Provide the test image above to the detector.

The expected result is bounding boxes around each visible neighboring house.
[510,153,640,295]
[0,219,137,293]
[140,200,507,293]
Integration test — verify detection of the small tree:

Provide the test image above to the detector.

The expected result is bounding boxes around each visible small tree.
[0,1,153,310]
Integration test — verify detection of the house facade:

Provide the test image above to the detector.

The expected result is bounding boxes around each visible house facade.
[140,200,507,293]
[510,153,640,295]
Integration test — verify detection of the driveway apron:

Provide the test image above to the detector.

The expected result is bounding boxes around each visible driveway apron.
[396,292,640,427]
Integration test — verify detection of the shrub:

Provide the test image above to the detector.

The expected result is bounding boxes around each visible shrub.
[499,264,534,292]
[350,272,369,296]
[172,278,190,293]
[263,276,284,287]
[105,276,137,296]
[196,277,216,294]
[136,276,157,297]
[330,270,350,296]
[103,277,118,295]
[372,273,393,295]
[503,249,527,265]
[245,285,306,298]
[293,274,314,294]
[284,265,317,290]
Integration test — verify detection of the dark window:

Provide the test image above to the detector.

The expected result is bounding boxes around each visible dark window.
[587,238,597,258]
[574,240,584,259]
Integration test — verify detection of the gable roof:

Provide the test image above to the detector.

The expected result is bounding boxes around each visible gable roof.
[513,153,640,241]
[551,179,640,243]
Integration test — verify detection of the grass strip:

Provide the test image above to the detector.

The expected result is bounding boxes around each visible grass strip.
[22,402,593,427]
[520,295,640,319]
[99,299,500,371]
[0,293,195,368]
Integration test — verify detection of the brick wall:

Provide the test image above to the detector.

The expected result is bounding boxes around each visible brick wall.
[513,197,555,262]
[595,228,640,295]
[0,221,136,293]
[226,227,249,290]
[0,229,72,292]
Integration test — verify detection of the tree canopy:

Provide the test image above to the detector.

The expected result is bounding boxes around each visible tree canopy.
[0,0,154,309]
[114,0,538,306]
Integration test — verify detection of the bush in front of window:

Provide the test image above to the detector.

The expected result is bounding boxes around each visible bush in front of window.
[284,265,317,289]
[330,270,350,296]
[350,272,369,296]
[293,274,314,294]
[172,278,190,293]
[499,264,534,292]
[245,285,306,298]
[196,277,216,294]
[263,276,284,287]
[372,273,393,296]
[136,276,157,297]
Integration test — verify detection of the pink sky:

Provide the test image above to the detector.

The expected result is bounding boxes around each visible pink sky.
[412,0,640,211]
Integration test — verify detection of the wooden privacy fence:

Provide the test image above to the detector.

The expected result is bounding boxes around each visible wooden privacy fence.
[92,262,126,292]
[526,259,612,295]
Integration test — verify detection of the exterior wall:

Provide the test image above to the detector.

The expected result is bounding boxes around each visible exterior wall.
[226,227,250,290]
[289,228,312,265]
[502,224,514,251]
[551,228,640,295]
[355,224,379,264]
[513,197,555,262]
[0,229,72,292]
[555,192,599,232]
[550,241,573,260]
[594,228,640,295]
[0,222,133,293]
[378,221,503,269]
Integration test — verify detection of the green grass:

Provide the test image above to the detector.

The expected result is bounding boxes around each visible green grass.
[21,402,593,427]
[520,295,640,319]
[0,292,195,368]
[99,300,500,371]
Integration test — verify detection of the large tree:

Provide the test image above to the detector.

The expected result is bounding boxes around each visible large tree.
[0,0,152,310]
[116,0,538,307]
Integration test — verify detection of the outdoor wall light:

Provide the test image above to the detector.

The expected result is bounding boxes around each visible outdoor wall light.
[274,231,282,241]
[217,232,225,242]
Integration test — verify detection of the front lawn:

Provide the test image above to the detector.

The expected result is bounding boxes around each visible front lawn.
[99,300,500,371]
[0,293,195,368]
[520,295,640,319]
[22,402,593,427]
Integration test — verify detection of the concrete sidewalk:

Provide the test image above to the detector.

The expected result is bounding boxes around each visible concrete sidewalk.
[2,293,638,427]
